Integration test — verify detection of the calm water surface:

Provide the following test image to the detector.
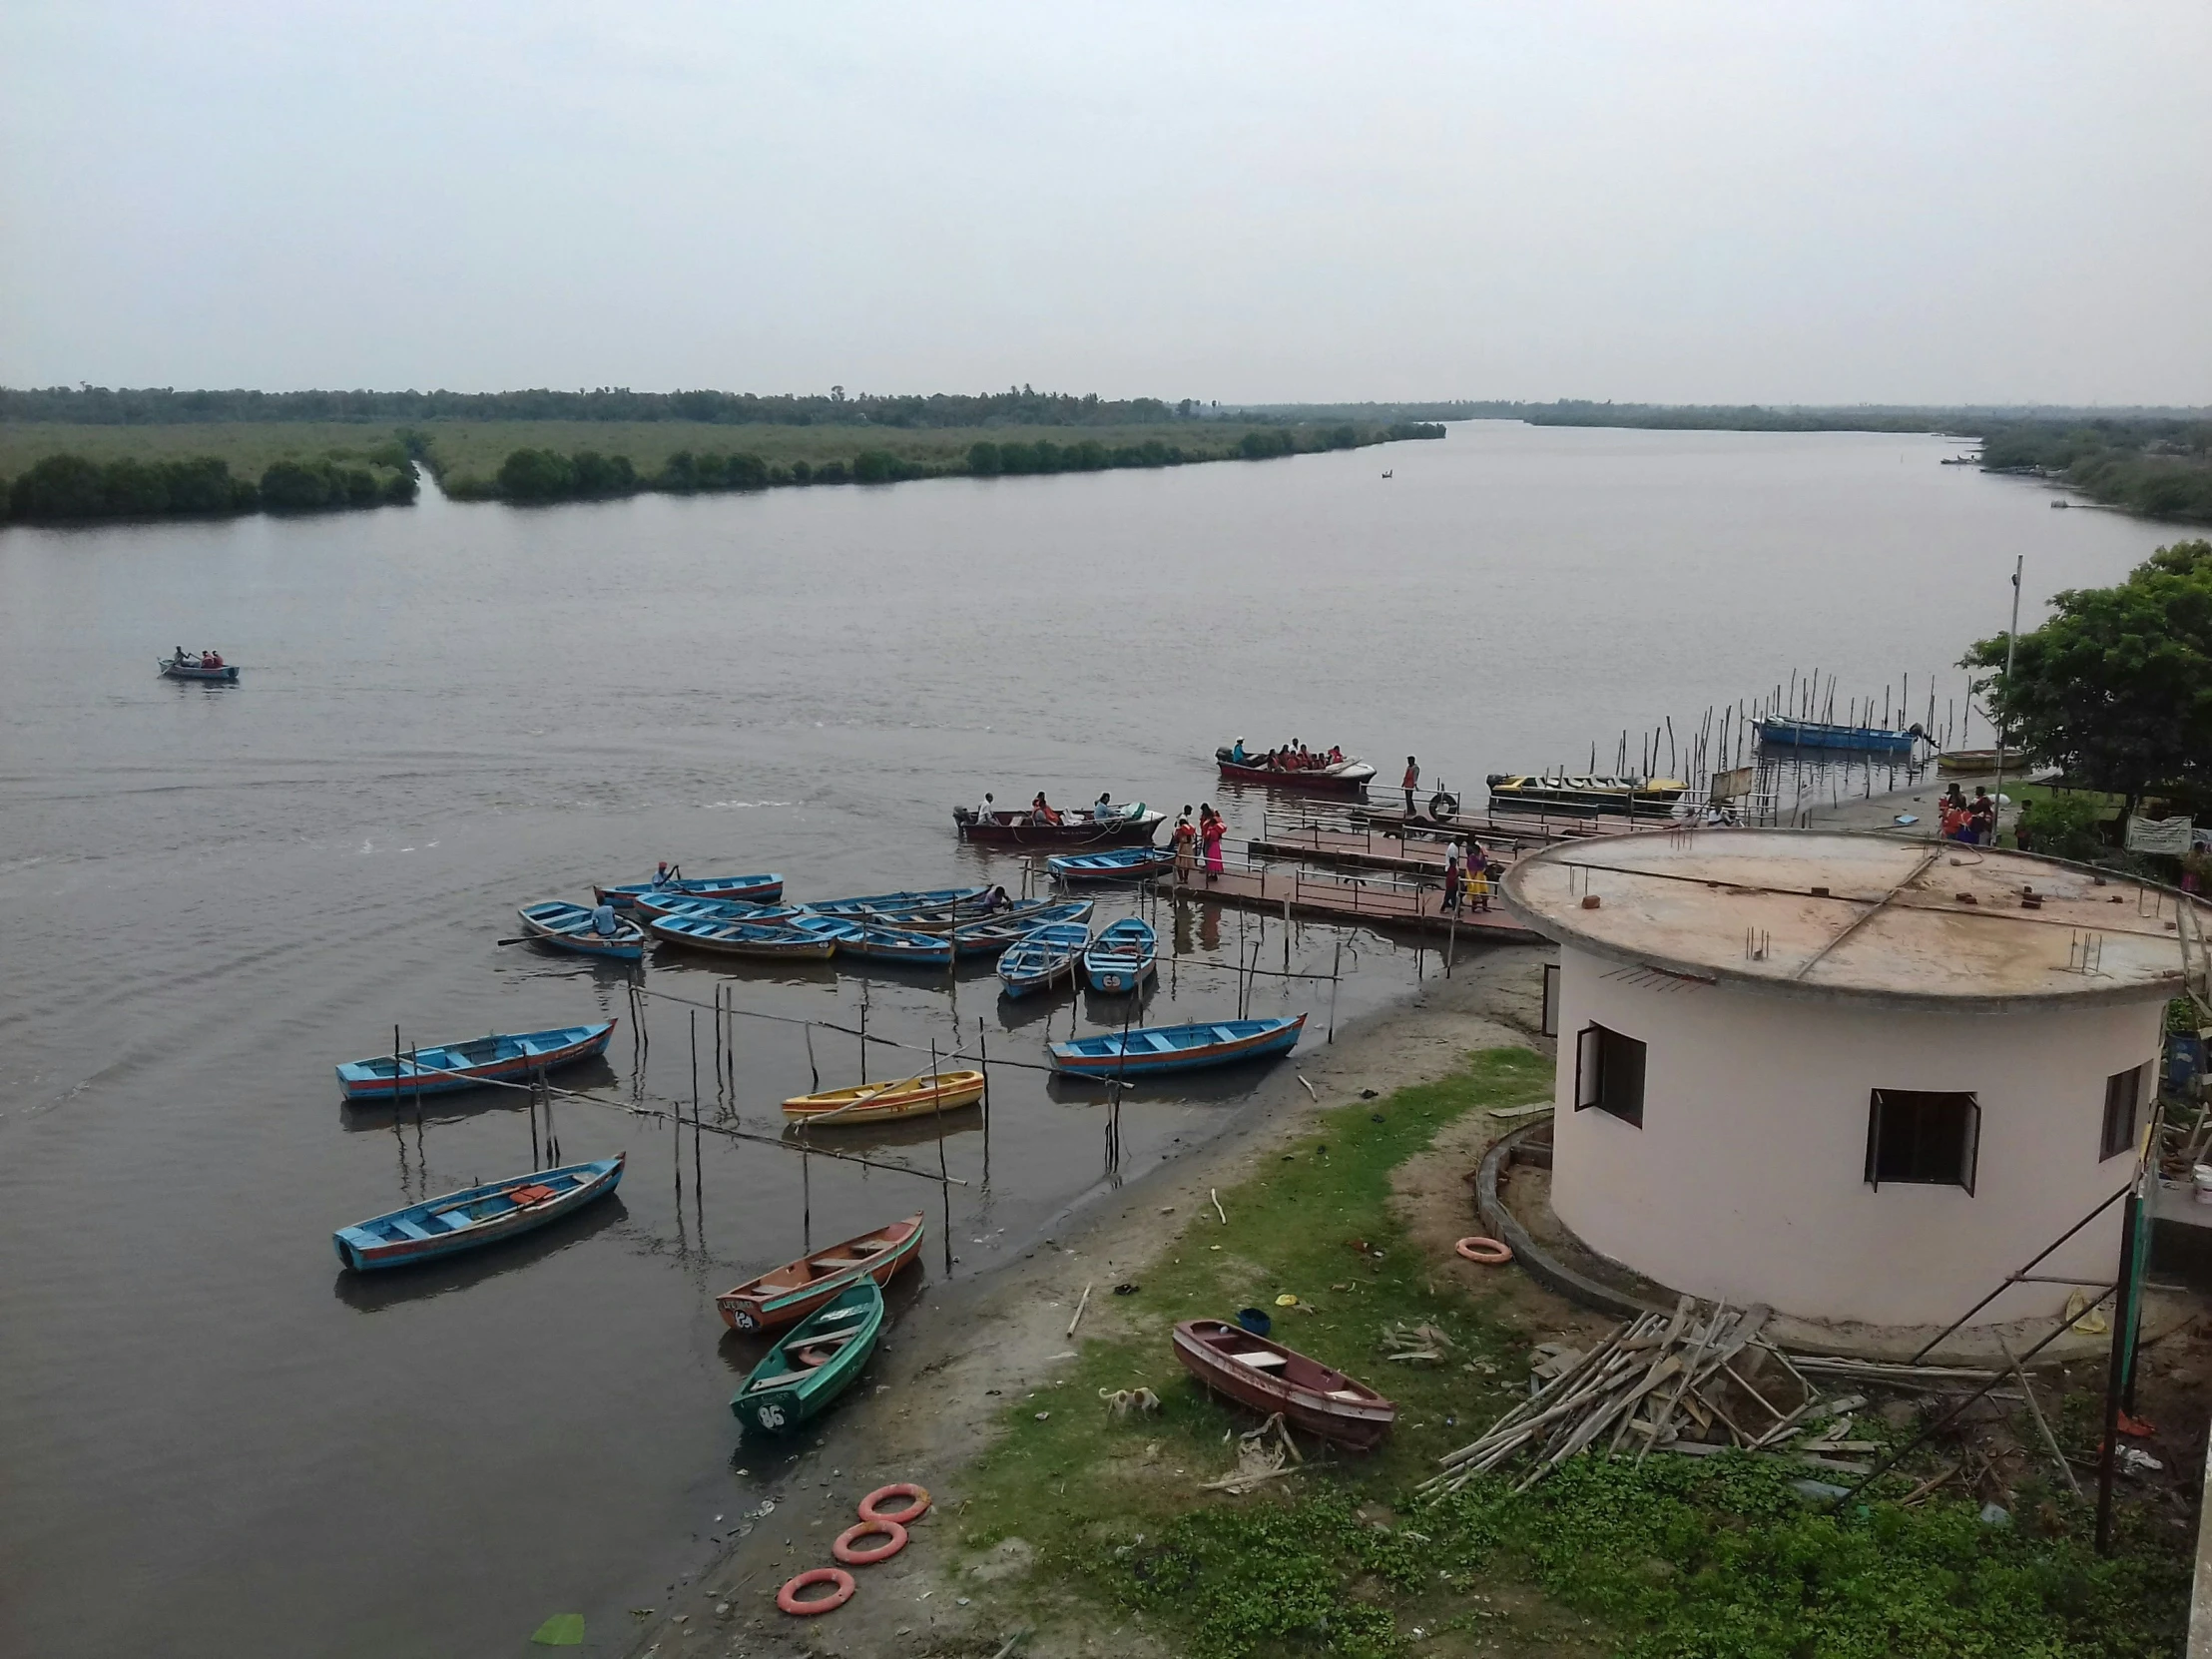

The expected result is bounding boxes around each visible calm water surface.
[0,424,2166,1655]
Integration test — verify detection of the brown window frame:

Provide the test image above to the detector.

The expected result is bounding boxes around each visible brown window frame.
[2101,1064,2147,1162]
[1574,1022,1646,1128]
[1865,1088,1979,1193]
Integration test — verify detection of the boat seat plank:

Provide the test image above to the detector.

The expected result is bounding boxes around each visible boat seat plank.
[811,1257,866,1270]
[1231,1351,1289,1370]
[391,1218,438,1241]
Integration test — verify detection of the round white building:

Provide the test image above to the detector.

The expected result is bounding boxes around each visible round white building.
[1500,829,2193,1329]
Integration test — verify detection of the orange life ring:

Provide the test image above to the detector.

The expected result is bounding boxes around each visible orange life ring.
[857,1482,932,1526]
[832,1519,908,1565]
[1455,1236,1513,1266]
[777,1567,855,1616]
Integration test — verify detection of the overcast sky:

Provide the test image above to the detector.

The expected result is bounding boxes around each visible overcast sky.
[4,1,2207,404]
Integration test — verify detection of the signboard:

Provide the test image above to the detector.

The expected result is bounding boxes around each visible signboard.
[2125,816,2193,855]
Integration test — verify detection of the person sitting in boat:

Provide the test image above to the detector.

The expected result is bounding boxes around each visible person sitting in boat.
[1031,793,1062,827]
[1229,738,1248,765]
[1327,745,1343,766]
[199,650,215,669]
[1092,792,1118,822]
[651,860,681,887]
[976,792,998,822]
[589,900,621,936]
[173,645,189,665]
[210,650,224,668]
[980,884,1011,913]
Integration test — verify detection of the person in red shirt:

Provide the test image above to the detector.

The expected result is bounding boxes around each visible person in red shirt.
[1402,757,1419,816]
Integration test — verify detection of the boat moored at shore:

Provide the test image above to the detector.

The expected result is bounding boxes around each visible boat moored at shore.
[715,1213,926,1332]
[1048,1013,1305,1076]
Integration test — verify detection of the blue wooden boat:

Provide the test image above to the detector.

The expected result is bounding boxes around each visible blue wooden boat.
[891,895,1067,933]
[335,1020,617,1101]
[517,900,647,960]
[802,885,988,919]
[816,918,954,967]
[1083,917,1158,993]
[632,890,804,925]
[1049,1014,1306,1077]
[945,899,1094,959]
[1047,845,1176,883]
[649,914,840,959]
[333,1154,625,1270]
[998,922,1091,997]
[1756,719,1921,756]
[158,653,241,684]
[595,872,784,909]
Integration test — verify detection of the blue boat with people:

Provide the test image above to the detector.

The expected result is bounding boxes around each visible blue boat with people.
[1755,718,1923,757]
[595,871,785,909]
[1046,845,1176,883]
[335,1020,618,1101]
[1083,917,1158,993]
[333,1155,626,1270]
[997,921,1092,997]
[1049,1014,1307,1076]
[516,899,647,960]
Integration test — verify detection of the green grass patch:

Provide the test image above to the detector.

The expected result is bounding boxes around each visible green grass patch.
[956,1048,2190,1659]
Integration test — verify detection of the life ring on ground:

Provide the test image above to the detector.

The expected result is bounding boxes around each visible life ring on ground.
[832,1519,908,1565]
[857,1482,932,1526]
[778,1567,855,1616]
[1428,792,1459,820]
[1455,1236,1513,1266]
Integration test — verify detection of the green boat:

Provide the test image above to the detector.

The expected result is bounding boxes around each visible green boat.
[730,1277,883,1436]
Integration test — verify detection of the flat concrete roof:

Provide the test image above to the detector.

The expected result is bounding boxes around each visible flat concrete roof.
[1501,829,2199,1009]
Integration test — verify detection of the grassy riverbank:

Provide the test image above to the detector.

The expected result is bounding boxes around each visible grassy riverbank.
[952,1049,2190,1658]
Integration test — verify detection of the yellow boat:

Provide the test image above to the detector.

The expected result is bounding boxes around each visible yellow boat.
[781,1071,985,1126]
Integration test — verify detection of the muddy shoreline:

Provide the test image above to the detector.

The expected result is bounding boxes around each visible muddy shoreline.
[622,945,1552,1658]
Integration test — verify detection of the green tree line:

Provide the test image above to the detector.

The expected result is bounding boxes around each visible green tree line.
[1978,419,2212,522]
[2,448,417,524]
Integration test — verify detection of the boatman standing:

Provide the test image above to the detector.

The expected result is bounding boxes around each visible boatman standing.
[1402,756,1420,817]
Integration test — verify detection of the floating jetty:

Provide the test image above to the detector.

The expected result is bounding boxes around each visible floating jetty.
[1157,863,1542,943]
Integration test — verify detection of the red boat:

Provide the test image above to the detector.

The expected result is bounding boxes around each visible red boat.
[953,807,1164,847]
[1172,1319,1396,1448]
[1214,749,1376,796]
[714,1214,925,1333]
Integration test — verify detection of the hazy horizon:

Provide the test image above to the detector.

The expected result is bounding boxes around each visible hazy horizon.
[5,2,2208,405]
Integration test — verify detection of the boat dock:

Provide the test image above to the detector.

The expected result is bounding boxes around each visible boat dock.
[1159,862,1543,944]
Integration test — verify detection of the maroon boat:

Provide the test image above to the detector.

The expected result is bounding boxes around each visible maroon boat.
[953,806,1163,847]
[1214,748,1377,797]
[1172,1319,1396,1448]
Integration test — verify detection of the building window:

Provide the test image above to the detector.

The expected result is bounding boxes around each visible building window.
[1574,1023,1646,1127]
[1865,1089,1979,1193]
[2102,1064,2146,1162]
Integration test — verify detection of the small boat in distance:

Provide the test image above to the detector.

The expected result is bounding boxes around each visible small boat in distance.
[953,804,1164,847]
[516,900,647,960]
[997,921,1091,997]
[715,1212,926,1332]
[1215,748,1376,796]
[595,872,784,909]
[783,1071,984,1127]
[1754,718,1923,757]
[158,651,240,684]
[333,1154,625,1271]
[1047,846,1175,883]
[1082,916,1157,993]
[732,1278,884,1436]
[1484,775,1688,816]
[335,1020,617,1101]
[1172,1318,1395,1448]
[649,914,839,959]
[1049,1014,1305,1077]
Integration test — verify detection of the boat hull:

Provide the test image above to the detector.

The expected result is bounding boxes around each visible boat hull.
[715,1213,926,1333]
[648,915,837,958]
[159,659,241,683]
[998,922,1091,997]
[1215,757,1374,795]
[1172,1319,1395,1448]
[783,1072,984,1126]
[517,901,647,960]
[1755,720,1918,756]
[954,810,1163,846]
[1049,1015,1305,1076]
[596,873,785,909]
[1047,848,1175,882]
[335,1020,617,1101]
[1484,775,1687,816]
[333,1155,625,1270]
[732,1280,883,1436]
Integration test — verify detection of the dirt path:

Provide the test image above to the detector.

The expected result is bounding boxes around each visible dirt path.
[625,945,1551,1659]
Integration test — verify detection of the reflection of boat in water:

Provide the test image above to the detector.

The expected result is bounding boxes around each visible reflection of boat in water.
[1755,718,1922,757]
[1485,775,1688,815]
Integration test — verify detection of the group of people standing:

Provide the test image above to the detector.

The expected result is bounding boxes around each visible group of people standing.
[1938,785,2002,846]
[1438,838,1494,911]
[1170,806,1228,884]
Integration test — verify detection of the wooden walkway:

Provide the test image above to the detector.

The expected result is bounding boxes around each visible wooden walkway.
[1158,864,1543,944]
[1247,825,1454,875]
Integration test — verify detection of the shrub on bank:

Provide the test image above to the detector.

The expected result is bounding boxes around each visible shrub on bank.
[261,457,414,511]
[9,452,262,521]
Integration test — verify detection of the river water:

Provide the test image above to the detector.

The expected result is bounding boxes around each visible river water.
[0,423,2167,1656]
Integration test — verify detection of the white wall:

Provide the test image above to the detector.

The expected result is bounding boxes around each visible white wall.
[1548,943,2165,1327]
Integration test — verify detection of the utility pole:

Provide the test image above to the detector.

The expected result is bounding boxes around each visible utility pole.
[1993,555,2022,828]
